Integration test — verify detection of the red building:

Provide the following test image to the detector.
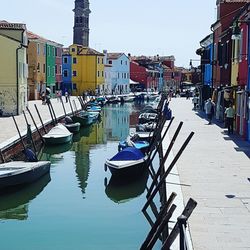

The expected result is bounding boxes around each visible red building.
[55,45,63,91]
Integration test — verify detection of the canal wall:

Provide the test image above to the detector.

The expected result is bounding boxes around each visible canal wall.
[0,97,82,163]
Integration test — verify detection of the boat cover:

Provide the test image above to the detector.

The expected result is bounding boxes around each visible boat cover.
[110,147,144,161]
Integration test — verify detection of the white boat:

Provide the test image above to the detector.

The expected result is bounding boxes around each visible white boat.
[43,123,73,145]
[0,161,51,189]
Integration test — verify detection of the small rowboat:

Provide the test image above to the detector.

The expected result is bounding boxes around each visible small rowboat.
[43,124,73,145]
[105,147,148,178]
[0,161,51,189]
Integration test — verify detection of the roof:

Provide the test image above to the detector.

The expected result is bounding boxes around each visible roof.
[77,46,104,56]
[27,30,63,47]
[107,53,125,60]
[0,20,26,30]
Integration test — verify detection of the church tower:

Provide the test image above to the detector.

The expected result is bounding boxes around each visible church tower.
[73,0,91,47]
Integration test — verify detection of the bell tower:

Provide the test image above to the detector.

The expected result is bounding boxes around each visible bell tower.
[73,0,91,47]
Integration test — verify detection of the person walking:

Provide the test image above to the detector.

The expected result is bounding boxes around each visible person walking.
[204,98,214,124]
[224,103,235,134]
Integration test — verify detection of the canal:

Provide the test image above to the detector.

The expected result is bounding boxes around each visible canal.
[0,102,162,250]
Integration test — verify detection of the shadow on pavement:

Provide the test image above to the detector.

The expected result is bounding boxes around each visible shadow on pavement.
[194,109,250,159]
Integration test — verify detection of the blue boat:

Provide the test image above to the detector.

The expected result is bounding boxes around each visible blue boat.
[86,105,101,113]
[118,138,150,154]
[105,147,148,178]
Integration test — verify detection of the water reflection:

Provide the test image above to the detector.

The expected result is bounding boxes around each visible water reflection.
[105,171,149,204]
[0,173,51,220]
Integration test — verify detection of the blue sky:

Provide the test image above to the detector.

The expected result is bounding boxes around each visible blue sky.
[1,0,216,67]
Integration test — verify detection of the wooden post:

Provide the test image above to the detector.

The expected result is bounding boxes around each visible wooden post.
[141,192,177,249]
[26,107,44,142]
[34,104,47,134]
[161,198,197,249]
[69,98,75,115]
[12,115,26,151]
[48,101,58,124]
[47,102,55,125]
[60,97,67,117]
[142,204,177,250]
[147,121,183,199]
[23,111,37,153]
[142,132,194,212]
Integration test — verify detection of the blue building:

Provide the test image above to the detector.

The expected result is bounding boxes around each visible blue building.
[62,49,72,94]
[199,34,213,102]
[106,52,130,94]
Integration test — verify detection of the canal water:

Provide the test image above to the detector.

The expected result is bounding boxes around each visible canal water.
[0,102,162,250]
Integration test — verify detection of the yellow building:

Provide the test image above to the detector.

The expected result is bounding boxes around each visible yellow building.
[69,44,104,95]
[27,31,47,100]
[0,21,28,116]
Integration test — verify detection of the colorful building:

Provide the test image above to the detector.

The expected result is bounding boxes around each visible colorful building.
[27,31,47,100]
[62,48,73,94]
[105,52,130,94]
[69,44,104,95]
[0,21,28,116]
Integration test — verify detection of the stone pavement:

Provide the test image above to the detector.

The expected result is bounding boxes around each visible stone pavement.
[166,98,250,250]
[0,96,82,150]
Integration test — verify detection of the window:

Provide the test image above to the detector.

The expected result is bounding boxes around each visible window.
[55,65,57,74]
[48,46,50,56]
[63,57,68,64]
[43,45,46,55]
[102,58,104,64]
[37,63,40,72]
[98,57,100,64]
[121,60,123,65]
[43,64,46,73]
[53,66,55,76]
[80,17,83,23]
[73,70,77,77]
[102,71,104,77]
[97,71,100,77]
[37,43,40,55]
[72,47,76,52]
[73,83,77,90]
[125,61,127,65]
[73,57,77,64]
[118,73,120,78]
[55,48,58,57]
[48,66,50,77]
[60,65,62,75]
[108,60,112,64]
[63,69,68,77]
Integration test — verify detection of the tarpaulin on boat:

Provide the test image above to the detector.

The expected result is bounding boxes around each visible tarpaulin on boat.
[110,147,144,161]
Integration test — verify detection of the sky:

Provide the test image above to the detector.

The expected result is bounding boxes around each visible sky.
[1,0,217,67]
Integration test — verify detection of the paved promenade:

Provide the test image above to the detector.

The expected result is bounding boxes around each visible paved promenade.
[0,96,82,149]
[167,98,250,250]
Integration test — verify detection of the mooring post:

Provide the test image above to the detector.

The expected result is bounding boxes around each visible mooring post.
[142,192,177,248]
[147,121,183,199]
[142,132,194,212]
[23,111,37,153]
[34,104,47,134]
[26,107,44,142]
[60,98,67,117]
[141,204,177,250]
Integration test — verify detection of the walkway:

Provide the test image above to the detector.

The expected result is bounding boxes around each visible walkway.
[167,98,250,249]
[0,96,82,150]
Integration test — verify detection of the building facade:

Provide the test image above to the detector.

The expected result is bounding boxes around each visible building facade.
[106,52,130,94]
[69,44,104,95]
[27,31,47,100]
[0,21,28,116]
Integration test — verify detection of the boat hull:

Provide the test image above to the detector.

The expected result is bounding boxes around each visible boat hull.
[0,161,51,189]
[43,134,73,145]
[105,159,147,179]
[64,122,81,133]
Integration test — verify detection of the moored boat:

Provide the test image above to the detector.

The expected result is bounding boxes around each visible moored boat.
[0,161,51,189]
[62,116,80,133]
[43,124,73,145]
[105,147,148,178]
